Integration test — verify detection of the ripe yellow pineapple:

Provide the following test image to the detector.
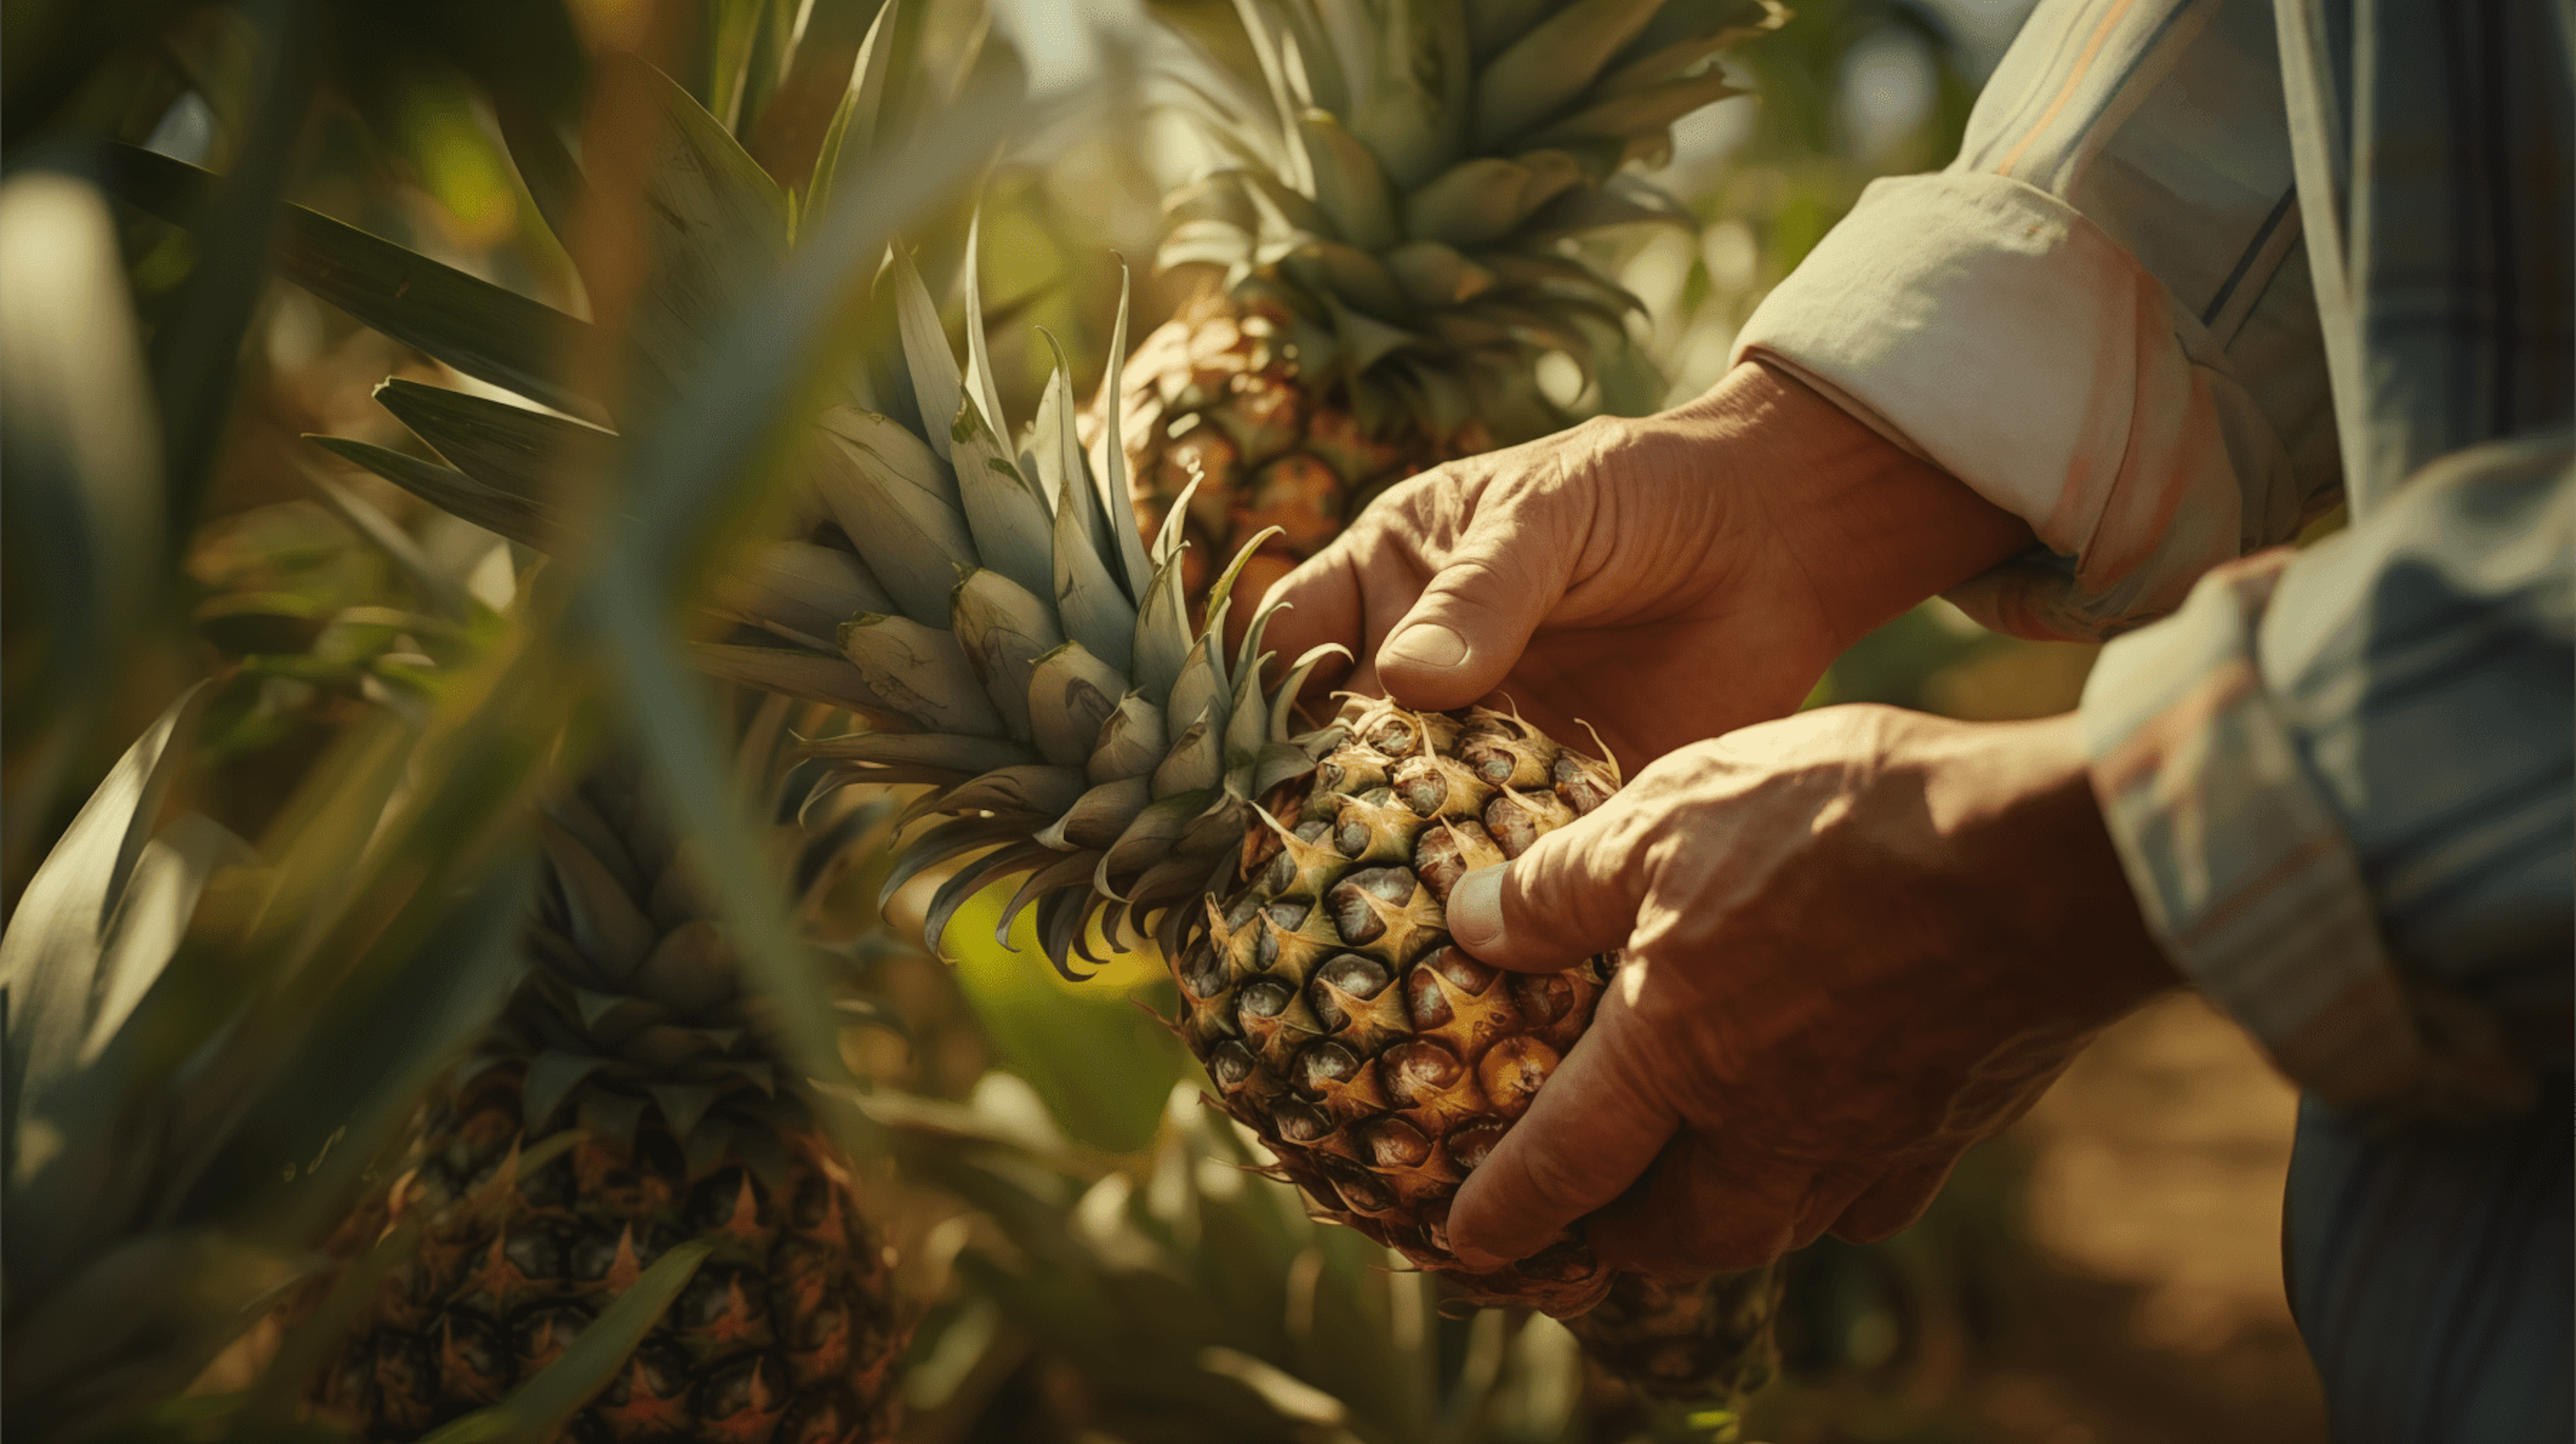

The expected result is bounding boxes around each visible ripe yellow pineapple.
[1102,0,1784,618]
[307,756,907,1443]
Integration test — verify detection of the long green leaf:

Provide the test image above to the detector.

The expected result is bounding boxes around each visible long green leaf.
[100,143,600,421]
[0,684,209,1192]
[148,0,311,537]
[606,53,792,403]
[309,436,578,555]
[1472,0,1664,148]
[417,1239,713,1444]
[372,378,614,505]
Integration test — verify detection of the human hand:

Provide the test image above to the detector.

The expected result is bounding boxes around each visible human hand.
[1440,705,2178,1277]
[1263,360,2035,767]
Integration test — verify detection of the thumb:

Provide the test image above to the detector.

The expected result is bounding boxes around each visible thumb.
[1376,510,1572,712]
[1447,788,1651,974]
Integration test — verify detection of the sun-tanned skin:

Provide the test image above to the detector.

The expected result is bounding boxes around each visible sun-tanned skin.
[1264,360,2182,1278]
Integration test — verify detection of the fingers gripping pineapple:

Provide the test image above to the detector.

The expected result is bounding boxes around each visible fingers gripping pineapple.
[1102,0,1785,616]
[308,756,907,1443]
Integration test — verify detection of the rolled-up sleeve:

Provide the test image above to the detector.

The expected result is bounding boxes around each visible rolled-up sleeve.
[1735,0,2341,641]
[2080,433,2573,1118]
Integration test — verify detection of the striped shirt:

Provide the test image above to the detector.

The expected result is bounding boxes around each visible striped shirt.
[1735,0,2571,1123]
[1733,0,2571,1434]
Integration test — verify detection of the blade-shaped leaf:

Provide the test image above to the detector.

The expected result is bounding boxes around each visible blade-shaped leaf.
[689,641,911,724]
[952,569,1067,743]
[610,54,794,401]
[959,207,1012,450]
[374,378,615,503]
[806,0,904,221]
[1472,0,1664,149]
[1090,268,1157,599]
[1026,642,1126,770]
[0,683,211,1140]
[890,242,963,461]
[809,407,977,626]
[950,395,1055,601]
[417,1240,713,1444]
[101,143,600,421]
[1297,111,1399,251]
[706,538,898,645]
[309,435,578,555]
[838,613,1008,735]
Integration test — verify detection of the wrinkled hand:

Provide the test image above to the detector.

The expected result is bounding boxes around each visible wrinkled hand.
[1442,705,2179,1277]
[1264,360,2035,767]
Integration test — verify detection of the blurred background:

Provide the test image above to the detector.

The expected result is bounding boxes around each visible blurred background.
[1,0,2327,1439]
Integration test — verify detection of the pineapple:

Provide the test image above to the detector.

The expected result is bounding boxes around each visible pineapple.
[1104,0,1784,616]
[692,234,1690,1323]
[307,753,908,1443]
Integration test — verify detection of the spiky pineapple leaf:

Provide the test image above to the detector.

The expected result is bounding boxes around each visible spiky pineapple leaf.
[0,683,215,1178]
[308,436,578,555]
[1471,0,1666,148]
[415,1239,714,1444]
[804,0,904,221]
[372,378,616,505]
[604,52,793,401]
[101,143,600,422]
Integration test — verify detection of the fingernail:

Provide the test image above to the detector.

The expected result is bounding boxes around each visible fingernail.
[1449,868,1506,955]
[1383,621,1466,670]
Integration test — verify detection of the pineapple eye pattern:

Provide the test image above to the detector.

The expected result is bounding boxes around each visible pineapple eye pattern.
[1171,698,1624,1314]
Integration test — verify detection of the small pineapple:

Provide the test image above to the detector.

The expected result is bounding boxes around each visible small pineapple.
[307,754,908,1443]
[1104,0,1784,614]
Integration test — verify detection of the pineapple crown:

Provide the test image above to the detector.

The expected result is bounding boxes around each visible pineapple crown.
[267,38,1328,975]
[480,744,894,1180]
[718,241,1344,976]
[1159,0,1783,439]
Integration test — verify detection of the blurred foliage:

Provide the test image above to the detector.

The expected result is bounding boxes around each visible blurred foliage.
[2,1,1035,1439]
[875,1074,1607,1444]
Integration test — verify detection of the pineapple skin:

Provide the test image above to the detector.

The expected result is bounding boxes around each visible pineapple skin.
[1173,697,1627,1315]
[1566,1268,1785,1402]
[308,1068,905,1444]
[1106,289,1492,617]
[301,760,908,1444]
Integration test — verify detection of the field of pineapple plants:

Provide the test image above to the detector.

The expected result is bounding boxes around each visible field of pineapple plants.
[1,1,2328,1441]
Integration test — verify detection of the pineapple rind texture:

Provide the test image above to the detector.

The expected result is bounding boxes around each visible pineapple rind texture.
[311,1074,902,1444]
[1099,291,1491,611]
[1181,694,1632,1316]
[1565,1268,1787,1402]
[305,762,908,1443]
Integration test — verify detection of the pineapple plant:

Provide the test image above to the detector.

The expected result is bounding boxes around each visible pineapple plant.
[305,747,910,1443]
[1104,0,1784,617]
[155,0,1791,1412]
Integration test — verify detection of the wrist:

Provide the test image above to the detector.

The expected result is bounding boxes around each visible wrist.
[1929,712,2181,1014]
[1663,360,2037,654]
